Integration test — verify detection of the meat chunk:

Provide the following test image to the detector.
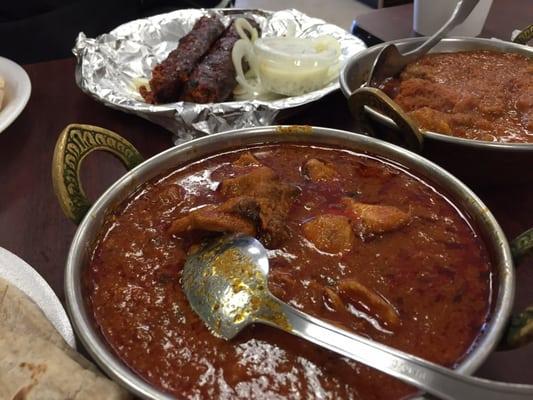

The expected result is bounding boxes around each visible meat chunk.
[408,107,452,134]
[221,167,274,197]
[342,198,410,235]
[220,167,299,209]
[140,16,225,103]
[220,167,298,247]
[400,62,435,81]
[218,196,261,222]
[232,152,262,168]
[168,205,256,236]
[303,215,354,253]
[323,286,346,313]
[516,85,533,113]
[181,19,259,103]
[170,166,298,248]
[452,93,480,114]
[219,195,289,244]
[449,113,494,132]
[338,278,400,328]
[394,78,460,114]
[250,198,289,246]
[269,269,296,300]
[302,159,338,182]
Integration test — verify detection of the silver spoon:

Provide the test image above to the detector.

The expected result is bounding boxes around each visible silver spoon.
[367,0,480,87]
[182,234,533,400]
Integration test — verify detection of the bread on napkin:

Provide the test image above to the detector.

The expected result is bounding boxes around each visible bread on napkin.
[0,277,131,399]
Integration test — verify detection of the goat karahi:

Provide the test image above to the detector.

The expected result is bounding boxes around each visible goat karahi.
[85,144,492,399]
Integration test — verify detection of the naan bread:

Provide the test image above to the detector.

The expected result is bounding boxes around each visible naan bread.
[0,329,131,400]
[0,277,131,399]
[0,277,69,350]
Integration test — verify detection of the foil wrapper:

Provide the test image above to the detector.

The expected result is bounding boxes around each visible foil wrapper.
[73,8,366,143]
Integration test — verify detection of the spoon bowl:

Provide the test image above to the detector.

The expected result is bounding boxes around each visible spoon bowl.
[182,234,533,400]
[182,234,289,339]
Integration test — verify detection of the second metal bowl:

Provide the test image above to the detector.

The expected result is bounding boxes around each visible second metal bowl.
[339,37,533,185]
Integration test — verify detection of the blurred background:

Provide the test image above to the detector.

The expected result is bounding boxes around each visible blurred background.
[0,0,410,64]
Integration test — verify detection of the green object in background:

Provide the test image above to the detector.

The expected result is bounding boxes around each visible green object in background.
[513,24,533,45]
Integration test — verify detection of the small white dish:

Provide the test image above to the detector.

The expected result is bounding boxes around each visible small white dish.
[0,247,75,348]
[0,56,31,134]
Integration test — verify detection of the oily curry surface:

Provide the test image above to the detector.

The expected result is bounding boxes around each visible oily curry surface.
[380,50,533,143]
[86,145,492,399]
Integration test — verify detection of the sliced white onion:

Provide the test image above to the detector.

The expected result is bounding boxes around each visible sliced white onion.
[232,26,341,98]
[234,18,259,43]
[232,39,263,95]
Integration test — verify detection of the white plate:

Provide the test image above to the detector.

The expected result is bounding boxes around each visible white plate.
[0,247,76,348]
[0,56,31,133]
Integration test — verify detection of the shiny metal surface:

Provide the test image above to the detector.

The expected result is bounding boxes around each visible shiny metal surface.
[340,37,533,151]
[368,0,479,87]
[183,235,273,340]
[65,125,516,399]
[73,8,366,143]
[184,235,533,400]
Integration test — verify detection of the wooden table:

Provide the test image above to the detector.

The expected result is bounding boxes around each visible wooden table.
[1,51,532,390]
[353,0,532,44]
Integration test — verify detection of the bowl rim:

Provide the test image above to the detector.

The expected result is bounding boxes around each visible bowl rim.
[339,36,533,150]
[65,125,515,399]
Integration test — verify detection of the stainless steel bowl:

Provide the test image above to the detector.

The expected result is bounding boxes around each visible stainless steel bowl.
[53,124,530,399]
[339,37,533,185]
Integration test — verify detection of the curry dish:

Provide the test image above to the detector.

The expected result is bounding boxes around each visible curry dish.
[86,144,493,399]
[380,50,533,143]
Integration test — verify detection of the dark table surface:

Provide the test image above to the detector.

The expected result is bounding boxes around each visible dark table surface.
[353,0,532,43]
[0,24,532,394]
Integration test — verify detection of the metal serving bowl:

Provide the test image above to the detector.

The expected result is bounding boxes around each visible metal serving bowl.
[52,124,532,399]
[339,37,533,185]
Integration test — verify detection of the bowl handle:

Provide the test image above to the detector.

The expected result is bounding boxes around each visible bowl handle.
[52,124,144,224]
[348,87,424,153]
[512,24,533,45]
[501,228,533,349]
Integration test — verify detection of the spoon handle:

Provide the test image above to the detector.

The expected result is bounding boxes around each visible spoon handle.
[406,0,480,59]
[261,297,533,400]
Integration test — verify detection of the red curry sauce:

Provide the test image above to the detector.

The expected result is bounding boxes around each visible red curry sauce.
[380,50,533,143]
[86,145,493,399]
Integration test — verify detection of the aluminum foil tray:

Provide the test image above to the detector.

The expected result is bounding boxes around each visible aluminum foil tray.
[73,8,366,143]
